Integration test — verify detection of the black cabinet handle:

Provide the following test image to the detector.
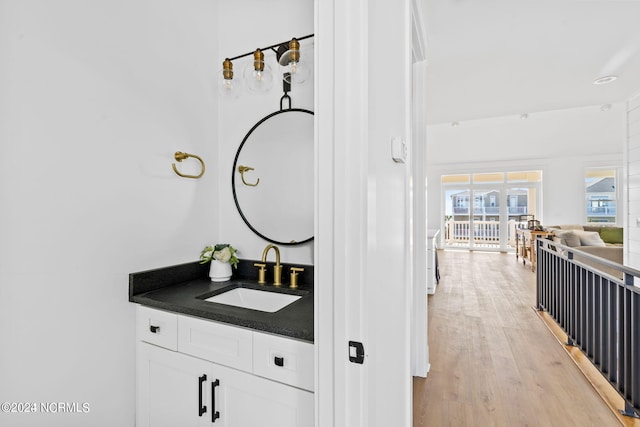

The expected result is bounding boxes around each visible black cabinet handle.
[198,374,207,416]
[149,325,160,333]
[212,379,220,422]
[274,356,284,367]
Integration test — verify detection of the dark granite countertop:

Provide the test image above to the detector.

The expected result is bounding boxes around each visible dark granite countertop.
[129,259,314,343]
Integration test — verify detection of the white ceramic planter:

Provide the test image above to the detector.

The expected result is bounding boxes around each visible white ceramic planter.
[209,259,232,282]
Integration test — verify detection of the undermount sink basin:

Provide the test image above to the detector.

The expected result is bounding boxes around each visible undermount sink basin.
[204,287,301,313]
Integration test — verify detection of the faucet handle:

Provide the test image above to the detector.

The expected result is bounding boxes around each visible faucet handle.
[289,267,304,289]
[254,263,267,284]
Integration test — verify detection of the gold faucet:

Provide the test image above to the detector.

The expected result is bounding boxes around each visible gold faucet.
[261,244,282,285]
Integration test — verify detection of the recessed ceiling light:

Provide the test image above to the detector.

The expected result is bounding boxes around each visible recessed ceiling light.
[593,75,617,85]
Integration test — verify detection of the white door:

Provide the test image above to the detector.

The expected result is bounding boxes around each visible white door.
[411,58,429,376]
[470,187,503,251]
[137,342,213,427]
[316,0,417,425]
[218,363,314,427]
[138,342,314,427]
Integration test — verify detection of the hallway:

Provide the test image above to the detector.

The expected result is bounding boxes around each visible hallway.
[413,250,620,426]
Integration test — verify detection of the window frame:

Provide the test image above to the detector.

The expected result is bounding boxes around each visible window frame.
[584,167,620,225]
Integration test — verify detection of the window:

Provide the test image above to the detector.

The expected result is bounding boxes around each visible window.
[455,195,469,208]
[585,168,617,224]
[442,170,542,252]
[441,174,470,185]
[473,172,503,184]
[507,171,542,183]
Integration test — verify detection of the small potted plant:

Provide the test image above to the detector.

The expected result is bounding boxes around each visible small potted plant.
[200,244,239,282]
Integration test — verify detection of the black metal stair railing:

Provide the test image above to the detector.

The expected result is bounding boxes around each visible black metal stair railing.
[536,238,640,418]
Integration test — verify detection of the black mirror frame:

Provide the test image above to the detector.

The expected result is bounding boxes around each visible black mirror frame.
[231,107,314,246]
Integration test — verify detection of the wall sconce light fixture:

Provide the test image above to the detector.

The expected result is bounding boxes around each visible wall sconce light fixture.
[219,34,313,98]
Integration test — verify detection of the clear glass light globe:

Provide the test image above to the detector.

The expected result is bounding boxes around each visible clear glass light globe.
[218,70,242,99]
[243,62,274,93]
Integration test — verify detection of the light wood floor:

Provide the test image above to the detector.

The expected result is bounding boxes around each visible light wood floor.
[413,250,621,427]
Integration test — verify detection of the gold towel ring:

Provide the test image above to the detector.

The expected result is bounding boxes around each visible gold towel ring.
[172,151,205,179]
[238,165,260,187]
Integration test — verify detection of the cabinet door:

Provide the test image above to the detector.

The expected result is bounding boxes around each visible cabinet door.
[137,342,215,427]
[213,362,314,427]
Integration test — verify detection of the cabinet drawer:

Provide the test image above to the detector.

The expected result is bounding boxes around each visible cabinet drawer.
[178,315,253,372]
[136,306,178,351]
[253,332,314,391]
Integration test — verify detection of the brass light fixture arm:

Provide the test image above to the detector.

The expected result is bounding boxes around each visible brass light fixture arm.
[227,34,314,62]
[172,151,205,179]
[238,165,259,187]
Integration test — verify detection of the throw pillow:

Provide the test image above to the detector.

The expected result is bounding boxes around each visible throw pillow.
[599,227,623,244]
[552,236,566,246]
[553,230,581,247]
[574,230,606,247]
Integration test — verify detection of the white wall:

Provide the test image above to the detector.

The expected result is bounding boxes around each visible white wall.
[626,94,640,268]
[216,0,314,265]
[427,104,626,234]
[0,1,218,426]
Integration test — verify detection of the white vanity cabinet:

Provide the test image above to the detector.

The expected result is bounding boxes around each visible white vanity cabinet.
[136,306,314,427]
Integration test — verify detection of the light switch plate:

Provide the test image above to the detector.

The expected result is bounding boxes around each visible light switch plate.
[391,137,407,163]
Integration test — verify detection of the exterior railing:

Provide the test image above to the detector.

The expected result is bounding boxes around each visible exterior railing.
[444,220,524,247]
[587,206,617,216]
[451,207,528,215]
[537,239,640,418]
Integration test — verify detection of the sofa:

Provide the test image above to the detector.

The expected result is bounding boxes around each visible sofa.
[545,224,623,277]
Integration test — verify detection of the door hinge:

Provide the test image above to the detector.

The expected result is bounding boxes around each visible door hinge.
[348,341,365,364]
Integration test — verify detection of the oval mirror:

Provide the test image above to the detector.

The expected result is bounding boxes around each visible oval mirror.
[232,108,314,245]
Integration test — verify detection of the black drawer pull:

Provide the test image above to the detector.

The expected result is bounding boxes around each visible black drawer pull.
[198,374,207,416]
[274,356,284,367]
[149,325,160,333]
[212,379,220,422]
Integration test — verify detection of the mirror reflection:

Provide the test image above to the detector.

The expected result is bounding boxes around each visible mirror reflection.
[232,109,314,245]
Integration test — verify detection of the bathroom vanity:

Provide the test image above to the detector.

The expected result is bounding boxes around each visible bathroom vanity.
[130,64,317,425]
[130,260,314,427]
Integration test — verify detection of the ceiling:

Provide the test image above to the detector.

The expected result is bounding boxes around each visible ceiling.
[424,0,640,125]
